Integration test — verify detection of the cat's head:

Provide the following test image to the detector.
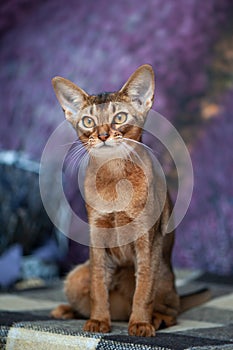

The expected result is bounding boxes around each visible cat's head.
[52,65,155,157]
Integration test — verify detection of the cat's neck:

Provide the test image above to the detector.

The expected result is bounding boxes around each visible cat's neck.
[88,156,126,179]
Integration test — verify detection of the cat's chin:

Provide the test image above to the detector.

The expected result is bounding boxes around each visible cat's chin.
[93,142,114,151]
[90,142,125,160]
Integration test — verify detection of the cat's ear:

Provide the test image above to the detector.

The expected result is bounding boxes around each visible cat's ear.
[52,77,88,126]
[120,64,155,113]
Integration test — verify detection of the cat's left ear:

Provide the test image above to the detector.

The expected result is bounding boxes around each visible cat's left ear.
[120,64,155,113]
[52,77,89,126]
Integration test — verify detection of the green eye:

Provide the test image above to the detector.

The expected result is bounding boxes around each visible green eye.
[113,112,127,124]
[82,116,95,128]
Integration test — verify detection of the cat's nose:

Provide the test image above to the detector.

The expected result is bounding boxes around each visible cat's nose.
[98,132,109,142]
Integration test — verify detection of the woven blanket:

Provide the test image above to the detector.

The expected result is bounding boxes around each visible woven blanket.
[0,271,233,350]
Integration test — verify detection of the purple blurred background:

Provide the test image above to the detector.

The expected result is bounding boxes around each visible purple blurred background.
[0,0,233,275]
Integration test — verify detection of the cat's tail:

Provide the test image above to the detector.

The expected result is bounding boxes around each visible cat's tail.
[179,288,211,313]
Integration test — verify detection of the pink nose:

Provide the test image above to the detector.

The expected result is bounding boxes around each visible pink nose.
[98,132,109,141]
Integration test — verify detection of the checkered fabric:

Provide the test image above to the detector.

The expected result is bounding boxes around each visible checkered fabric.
[0,272,233,350]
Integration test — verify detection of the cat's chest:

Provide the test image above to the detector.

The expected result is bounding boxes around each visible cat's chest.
[85,159,149,213]
[106,245,134,266]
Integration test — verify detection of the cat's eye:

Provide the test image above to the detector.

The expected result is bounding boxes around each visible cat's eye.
[82,116,96,128]
[112,112,127,124]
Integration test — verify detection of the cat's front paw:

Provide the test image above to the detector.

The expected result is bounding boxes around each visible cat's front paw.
[83,319,111,333]
[128,321,155,337]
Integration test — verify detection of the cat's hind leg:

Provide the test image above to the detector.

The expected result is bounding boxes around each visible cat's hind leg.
[51,261,91,319]
[152,269,180,330]
[51,262,134,321]
[64,260,91,318]
[51,304,77,319]
[152,311,177,330]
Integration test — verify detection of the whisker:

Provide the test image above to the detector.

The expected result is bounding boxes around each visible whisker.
[76,152,90,181]
[120,144,131,162]
[119,143,141,170]
[71,153,88,176]
[67,141,88,152]
[123,143,147,168]
[67,149,85,164]
[65,143,89,176]
[124,145,135,164]
[80,152,90,171]
[67,146,87,160]
[123,137,158,155]
[66,142,88,161]
[59,140,81,147]
[72,152,85,173]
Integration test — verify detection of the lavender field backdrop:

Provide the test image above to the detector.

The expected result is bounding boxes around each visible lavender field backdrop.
[0,0,233,275]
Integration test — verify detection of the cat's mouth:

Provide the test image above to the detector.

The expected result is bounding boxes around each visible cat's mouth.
[100,143,113,148]
[94,139,121,149]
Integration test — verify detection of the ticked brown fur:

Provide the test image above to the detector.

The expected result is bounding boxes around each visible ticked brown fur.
[51,65,208,337]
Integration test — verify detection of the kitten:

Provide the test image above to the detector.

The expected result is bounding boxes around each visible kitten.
[51,65,208,336]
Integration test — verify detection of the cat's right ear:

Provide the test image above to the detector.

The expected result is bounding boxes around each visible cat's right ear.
[52,77,88,126]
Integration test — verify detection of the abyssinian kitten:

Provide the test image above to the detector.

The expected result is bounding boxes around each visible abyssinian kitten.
[51,65,209,337]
